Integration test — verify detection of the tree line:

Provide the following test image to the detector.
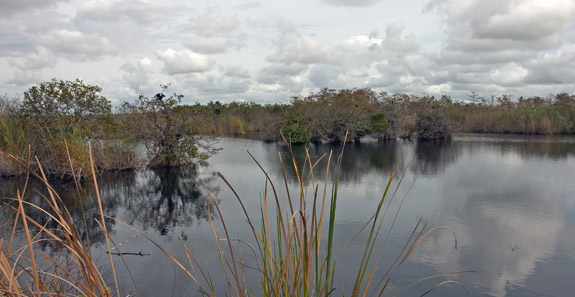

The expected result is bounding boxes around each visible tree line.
[1,79,574,177]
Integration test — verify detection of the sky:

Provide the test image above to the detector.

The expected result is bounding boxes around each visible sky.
[1,0,574,106]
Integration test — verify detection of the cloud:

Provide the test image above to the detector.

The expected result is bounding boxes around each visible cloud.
[489,63,528,87]
[267,35,340,65]
[428,0,575,60]
[318,0,379,7]
[381,22,420,53]
[155,49,214,74]
[187,6,241,37]
[225,66,250,78]
[8,70,42,86]
[231,2,262,10]
[9,46,56,70]
[33,29,117,60]
[120,57,157,94]
[524,44,575,85]
[308,65,344,88]
[77,0,179,25]
[191,71,251,95]
[0,0,67,17]
[184,36,236,54]
[256,64,307,93]
[418,0,575,96]
[474,1,573,42]
[257,64,308,85]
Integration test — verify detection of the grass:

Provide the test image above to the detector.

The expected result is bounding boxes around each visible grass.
[0,137,471,297]
[198,134,471,297]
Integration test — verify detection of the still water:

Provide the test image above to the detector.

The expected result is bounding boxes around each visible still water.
[2,134,575,297]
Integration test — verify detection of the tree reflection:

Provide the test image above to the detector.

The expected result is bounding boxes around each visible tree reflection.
[413,139,462,176]
[135,163,219,235]
[0,161,220,250]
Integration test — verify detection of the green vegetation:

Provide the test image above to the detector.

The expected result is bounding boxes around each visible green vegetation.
[1,78,575,177]
[0,80,208,177]
[281,115,310,144]
[120,84,209,167]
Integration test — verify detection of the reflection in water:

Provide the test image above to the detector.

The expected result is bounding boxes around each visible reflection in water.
[407,135,575,297]
[1,135,574,297]
[0,161,219,248]
[413,139,461,176]
[131,164,218,236]
[270,140,410,184]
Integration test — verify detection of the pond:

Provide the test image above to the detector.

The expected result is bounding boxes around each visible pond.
[1,134,574,297]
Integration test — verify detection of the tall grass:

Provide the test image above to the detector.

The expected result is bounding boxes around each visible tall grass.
[196,134,471,297]
[0,146,122,297]
[0,138,470,297]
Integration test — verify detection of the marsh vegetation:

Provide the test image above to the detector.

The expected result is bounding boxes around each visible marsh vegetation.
[2,79,574,177]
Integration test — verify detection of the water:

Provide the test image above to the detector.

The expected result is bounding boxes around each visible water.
[1,134,574,297]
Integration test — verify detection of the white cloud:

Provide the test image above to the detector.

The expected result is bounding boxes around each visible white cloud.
[33,29,117,60]
[0,0,574,102]
[155,49,214,75]
[189,71,251,95]
[9,70,42,86]
[319,0,379,7]
[120,57,156,94]
[267,35,340,65]
[9,46,56,70]
[490,63,528,87]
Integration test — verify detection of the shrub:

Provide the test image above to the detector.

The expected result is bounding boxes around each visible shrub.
[281,115,310,144]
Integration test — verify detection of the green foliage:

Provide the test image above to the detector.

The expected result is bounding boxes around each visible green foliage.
[4,79,115,177]
[281,115,310,144]
[0,80,139,177]
[369,111,389,133]
[21,78,111,130]
[121,85,207,167]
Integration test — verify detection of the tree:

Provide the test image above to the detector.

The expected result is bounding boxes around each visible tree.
[122,85,213,167]
[12,79,116,177]
[21,78,111,130]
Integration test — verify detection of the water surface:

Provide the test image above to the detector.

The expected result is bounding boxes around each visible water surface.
[1,134,574,297]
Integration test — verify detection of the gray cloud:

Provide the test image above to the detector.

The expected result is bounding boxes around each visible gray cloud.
[155,49,214,75]
[192,72,251,95]
[232,2,262,10]
[524,45,575,85]
[187,6,241,37]
[184,36,237,54]
[9,46,56,70]
[381,22,420,53]
[428,0,575,62]
[225,66,251,78]
[77,0,179,25]
[8,70,42,86]
[267,35,341,65]
[318,0,379,7]
[0,0,67,17]
[32,29,117,60]
[0,0,574,102]
[308,65,344,88]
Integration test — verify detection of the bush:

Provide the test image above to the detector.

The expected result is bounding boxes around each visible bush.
[281,115,310,144]
[416,111,452,139]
